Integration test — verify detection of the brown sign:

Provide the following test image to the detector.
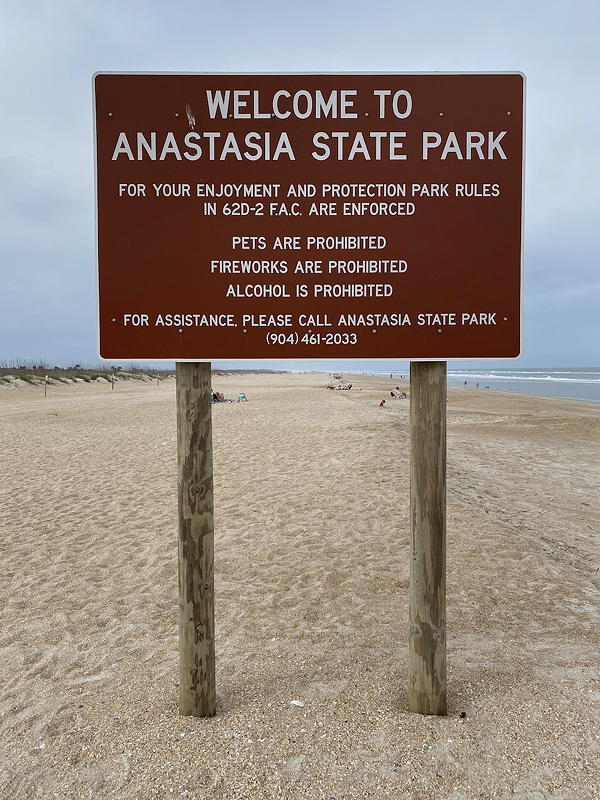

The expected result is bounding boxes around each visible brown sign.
[94,73,524,359]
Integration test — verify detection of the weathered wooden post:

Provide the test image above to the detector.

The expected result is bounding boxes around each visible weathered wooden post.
[176,361,216,716]
[408,361,447,715]
[44,374,48,398]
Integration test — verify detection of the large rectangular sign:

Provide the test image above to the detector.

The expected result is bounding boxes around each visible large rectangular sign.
[94,72,524,359]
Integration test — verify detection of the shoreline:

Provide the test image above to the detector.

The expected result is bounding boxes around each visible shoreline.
[329,371,600,414]
[358,364,600,403]
[3,365,599,406]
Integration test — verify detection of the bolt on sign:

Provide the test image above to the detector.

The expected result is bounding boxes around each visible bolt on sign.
[94,72,524,360]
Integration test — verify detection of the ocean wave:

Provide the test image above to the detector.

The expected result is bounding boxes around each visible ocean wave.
[447,372,600,384]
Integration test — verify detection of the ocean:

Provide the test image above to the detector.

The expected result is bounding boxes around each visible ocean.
[365,366,600,403]
[445,368,600,403]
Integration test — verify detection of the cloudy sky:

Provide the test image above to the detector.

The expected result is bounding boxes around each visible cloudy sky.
[0,0,598,368]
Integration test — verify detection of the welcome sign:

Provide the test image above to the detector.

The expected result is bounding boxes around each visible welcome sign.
[94,72,524,360]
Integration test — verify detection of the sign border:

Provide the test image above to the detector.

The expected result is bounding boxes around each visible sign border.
[93,71,526,363]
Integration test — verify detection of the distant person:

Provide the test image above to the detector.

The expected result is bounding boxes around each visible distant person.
[379,399,386,407]
[464,381,467,388]
[237,392,247,402]
[476,382,479,388]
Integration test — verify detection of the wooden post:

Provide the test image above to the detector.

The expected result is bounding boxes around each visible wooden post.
[44,375,48,398]
[176,362,216,716]
[408,361,447,715]
[111,373,114,390]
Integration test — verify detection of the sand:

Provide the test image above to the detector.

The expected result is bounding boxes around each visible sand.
[0,372,598,800]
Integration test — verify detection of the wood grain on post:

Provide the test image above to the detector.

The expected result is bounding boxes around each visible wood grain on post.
[176,362,216,716]
[408,361,447,715]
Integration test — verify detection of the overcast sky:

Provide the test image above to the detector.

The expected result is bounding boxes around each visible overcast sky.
[0,0,598,368]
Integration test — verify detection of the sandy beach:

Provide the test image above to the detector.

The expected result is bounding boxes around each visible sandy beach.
[0,372,598,800]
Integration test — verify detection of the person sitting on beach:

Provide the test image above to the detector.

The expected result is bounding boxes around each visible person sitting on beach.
[237,392,247,402]
[379,399,386,407]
